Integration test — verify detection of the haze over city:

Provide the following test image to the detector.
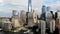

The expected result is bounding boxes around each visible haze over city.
[0,0,60,16]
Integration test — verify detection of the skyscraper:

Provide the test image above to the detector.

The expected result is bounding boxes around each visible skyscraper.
[12,10,19,17]
[47,7,50,12]
[41,5,47,20]
[12,10,19,19]
[28,0,32,12]
[42,5,47,13]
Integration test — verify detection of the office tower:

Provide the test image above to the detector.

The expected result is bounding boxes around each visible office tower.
[47,7,50,12]
[20,10,26,25]
[12,10,20,28]
[55,10,60,18]
[27,11,37,27]
[28,0,32,12]
[41,13,46,20]
[38,20,41,29]
[27,12,35,27]
[40,20,46,34]
[2,21,12,31]
[50,20,55,33]
[45,12,53,32]
[45,12,53,19]
[12,10,18,16]
[12,10,19,19]
[42,5,47,13]
[41,5,47,20]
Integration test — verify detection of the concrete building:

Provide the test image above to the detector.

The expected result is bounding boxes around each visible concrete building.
[12,10,19,16]
[45,12,53,19]
[2,20,12,31]
[42,6,51,20]
[40,20,46,34]
[45,12,55,33]
[37,20,46,34]
[46,7,51,12]
[38,20,41,29]
[12,10,21,28]
[0,17,11,28]
[45,12,53,23]
[27,11,37,27]
[50,19,55,33]
[20,10,26,25]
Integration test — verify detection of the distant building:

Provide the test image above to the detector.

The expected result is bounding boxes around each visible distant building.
[50,19,55,33]
[2,21,12,31]
[0,17,11,28]
[41,5,47,20]
[26,11,37,27]
[12,10,21,28]
[45,12,53,19]
[55,10,60,19]
[28,0,32,12]
[20,10,26,25]
[40,20,46,34]
[46,7,51,12]
[42,5,47,14]
[12,10,18,16]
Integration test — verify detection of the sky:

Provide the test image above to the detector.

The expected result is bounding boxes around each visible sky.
[0,0,60,17]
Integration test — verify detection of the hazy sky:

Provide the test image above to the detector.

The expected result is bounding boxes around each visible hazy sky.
[0,0,60,17]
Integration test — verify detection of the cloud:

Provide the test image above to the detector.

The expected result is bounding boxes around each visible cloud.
[49,1,60,12]
[50,1,60,7]
[34,8,42,15]
[7,0,28,7]
[0,0,51,16]
[0,0,4,5]
[32,0,45,8]
[0,0,3,3]
[0,0,60,16]
[0,0,45,13]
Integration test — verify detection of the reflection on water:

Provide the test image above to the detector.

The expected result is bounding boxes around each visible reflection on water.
[0,31,19,34]
[0,31,4,34]
[0,31,28,34]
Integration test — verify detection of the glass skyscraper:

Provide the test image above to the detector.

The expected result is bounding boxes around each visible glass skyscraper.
[42,5,47,20]
[28,0,32,12]
[42,5,47,13]
[47,7,50,12]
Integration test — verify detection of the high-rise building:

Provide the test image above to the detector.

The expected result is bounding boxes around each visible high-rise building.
[41,5,47,20]
[12,10,21,28]
[26,10,37,27]
[28,0,32,12]
[50,19,55,33]
[42,5,47,13]
[20,10,26,24]
[47,7,50,12]
[40,20,46,34]
[45,12,53,19]
[12,10,18,16]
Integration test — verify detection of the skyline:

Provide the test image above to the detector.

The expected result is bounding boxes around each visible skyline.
[0,0,60,16]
